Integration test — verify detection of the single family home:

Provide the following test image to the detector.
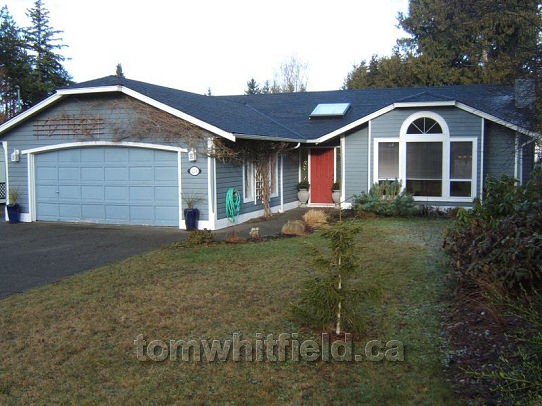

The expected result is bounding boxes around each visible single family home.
[0,76,538,229]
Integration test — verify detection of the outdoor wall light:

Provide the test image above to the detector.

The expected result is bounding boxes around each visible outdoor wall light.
[188,148,197,162]
[10,149,20,162]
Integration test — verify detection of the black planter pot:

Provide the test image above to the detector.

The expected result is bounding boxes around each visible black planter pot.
[184,208,199,231]
[7,204,20,224]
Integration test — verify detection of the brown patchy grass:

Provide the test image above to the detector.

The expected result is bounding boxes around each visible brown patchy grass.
[0,218,458,405]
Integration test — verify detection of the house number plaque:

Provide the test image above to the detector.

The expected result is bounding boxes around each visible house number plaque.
[188,166,201,176]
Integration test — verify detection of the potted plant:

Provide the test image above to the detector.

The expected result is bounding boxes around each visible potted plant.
[183,193,202,231]
[6,188,20,224]
[331,181,341,206]
[296,180,310,206]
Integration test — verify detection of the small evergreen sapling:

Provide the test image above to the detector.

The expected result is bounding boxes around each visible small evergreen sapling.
[290,217,362,334]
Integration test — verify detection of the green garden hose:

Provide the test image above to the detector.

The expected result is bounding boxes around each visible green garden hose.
[225,188,241,223]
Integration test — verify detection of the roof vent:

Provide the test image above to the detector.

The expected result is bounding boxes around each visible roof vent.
[310,103,350,118]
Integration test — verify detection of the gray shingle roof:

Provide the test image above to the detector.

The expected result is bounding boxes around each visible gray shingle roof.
[66,76,536,141]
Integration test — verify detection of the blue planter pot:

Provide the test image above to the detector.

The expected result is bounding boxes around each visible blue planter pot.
[7,204,20,224]
[184,208,199,230]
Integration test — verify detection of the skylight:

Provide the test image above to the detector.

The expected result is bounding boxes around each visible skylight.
[310,103,351,118]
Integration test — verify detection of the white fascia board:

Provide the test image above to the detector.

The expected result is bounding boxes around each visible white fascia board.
[314,105,396,144]
[56,85,122,95]
[235,133,306,143]
[120,87,236,142]
[0,93,63,135]
[314,100,541,144]
[393,101,456,108]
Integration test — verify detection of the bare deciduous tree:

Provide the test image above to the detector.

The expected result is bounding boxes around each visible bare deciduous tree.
[272,56,308,93]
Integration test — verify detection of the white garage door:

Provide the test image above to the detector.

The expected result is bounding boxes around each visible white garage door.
[35,146,179,226]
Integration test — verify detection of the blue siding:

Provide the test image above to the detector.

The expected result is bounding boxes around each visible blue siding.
[484,122,516,181]
[215,153,293,221]
[1,94,209,221]
[282,151,299,203]
[344,126,368,200]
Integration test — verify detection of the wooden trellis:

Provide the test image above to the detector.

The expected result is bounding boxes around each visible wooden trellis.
[33,115,104,137]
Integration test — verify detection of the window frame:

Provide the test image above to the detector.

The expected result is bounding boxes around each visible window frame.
[243,154,279,204]
[373,111,478,202]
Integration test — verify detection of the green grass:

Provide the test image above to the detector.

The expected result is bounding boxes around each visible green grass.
[0,218,458,405]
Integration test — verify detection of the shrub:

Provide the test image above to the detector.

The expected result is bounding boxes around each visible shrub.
[444,167,542,294]
[354,180,416,216]
[296,180,310,191]
[469,293,542,404]
[281,220,306,236]
[302,209,327,229]
[186,229,214,246]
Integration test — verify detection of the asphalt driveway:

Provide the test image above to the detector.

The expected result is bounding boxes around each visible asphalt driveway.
[0,220,183,298]
[0,207,308,299]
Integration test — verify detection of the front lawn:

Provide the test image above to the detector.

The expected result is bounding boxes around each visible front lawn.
[0,218,457,404]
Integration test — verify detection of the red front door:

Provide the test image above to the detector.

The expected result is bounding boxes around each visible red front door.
[310,148,334,203]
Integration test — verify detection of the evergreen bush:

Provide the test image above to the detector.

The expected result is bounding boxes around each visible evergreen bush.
[354,180,416,216]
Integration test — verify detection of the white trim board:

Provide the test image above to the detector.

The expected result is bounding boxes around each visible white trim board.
[24,142,185,228]
[22,141,187,155]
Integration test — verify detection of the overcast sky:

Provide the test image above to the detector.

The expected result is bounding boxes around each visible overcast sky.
[4,0,410,95]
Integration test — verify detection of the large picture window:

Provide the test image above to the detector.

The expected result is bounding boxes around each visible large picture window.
[374,112,477,201]
[406,142,442,196]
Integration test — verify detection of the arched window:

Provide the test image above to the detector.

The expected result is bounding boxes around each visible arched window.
[406,117,443,134]
[374,111,477,200]
[402,114,447,197]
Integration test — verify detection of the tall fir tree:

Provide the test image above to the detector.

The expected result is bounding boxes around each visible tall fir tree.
[24,0,71,105]
[245,78,260,95]
[345,0,541,89]
[0,6,32,121]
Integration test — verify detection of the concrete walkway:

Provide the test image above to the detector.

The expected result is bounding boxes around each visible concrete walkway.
[0,207,310,298]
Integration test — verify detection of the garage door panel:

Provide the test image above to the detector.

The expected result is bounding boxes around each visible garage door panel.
[82,204,105,220]
[105,205,130,222]
[82,185,104,200]
[36,146,179,226]
[37,167,58,182]
[130,167,153,181]
[81,148,104,162]
[81,167,104,181]
[39,152,58,163]
[130,206,155,223]
[58,167,80,181]
[58,150,80,162]
[105,186,129,201]
[155,186,178,202]
[105,148,129,162]
[130,148,153,161]
[58,185,81,200]
[156,206,178,222]
[38,202,59,218]
[36,185,58,199]
[129,186,153,202]
[105,167,129,181]
[59,204,82,219]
